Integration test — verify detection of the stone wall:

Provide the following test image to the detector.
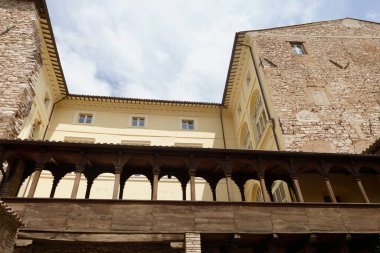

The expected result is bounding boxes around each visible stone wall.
[0,201,24,253]
[253,18,380,153]
[0,0,41,139]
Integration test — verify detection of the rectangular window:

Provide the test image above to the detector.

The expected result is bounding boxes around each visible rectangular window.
[290,42,306,55]
[182,119,194,130]
[132,116,145,127]
[78,113,93,124]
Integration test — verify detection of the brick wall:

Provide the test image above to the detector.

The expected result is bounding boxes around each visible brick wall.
[253,19,380,153]
[0,0,41,139]
[0,201,24,253]
[185,233,201,253]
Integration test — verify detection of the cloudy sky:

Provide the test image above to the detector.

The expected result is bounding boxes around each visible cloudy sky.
[46,0,379,103]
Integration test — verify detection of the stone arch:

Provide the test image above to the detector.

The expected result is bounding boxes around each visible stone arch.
[185,176,213,201]
[244,179,263,202]
[90,172,115,199]
[18,169,54,198]
[123,174,151,200]
[215,177,242,202]
[157,175,182,200]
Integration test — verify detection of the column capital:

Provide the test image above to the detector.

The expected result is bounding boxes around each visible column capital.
[152,166,160,175]
[114,165,123,174]
[188,167,196,177]
[75,164,85,172]
[35,163,45,170]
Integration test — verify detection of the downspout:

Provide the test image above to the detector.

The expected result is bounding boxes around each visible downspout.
[219,106,227,149]
[236,41,281,150]
[42,95,68,140]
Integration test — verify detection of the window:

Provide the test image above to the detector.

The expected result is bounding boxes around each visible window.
[174,143,203,148]
[290,42,306,55]
[272,182,288,203]
[182,119,194,130]
[64,137,95,143]
[78,113,93,124]
[256,109,267,138]
[253,96,267,139]
[121,140,150,146]
[131,116,145,127]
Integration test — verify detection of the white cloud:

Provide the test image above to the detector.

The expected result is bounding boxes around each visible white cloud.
[46,0,373,102]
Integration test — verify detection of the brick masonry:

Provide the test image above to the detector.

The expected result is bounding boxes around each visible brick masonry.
[0,201,24,253]
[253,19,380,153]
[185,233,201,253]
[0,0,42,139]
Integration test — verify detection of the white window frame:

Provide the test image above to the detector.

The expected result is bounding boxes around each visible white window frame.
[180,118,195,130]
[290,42,306,55]
[75,111,95,125]
[130,115,147,128]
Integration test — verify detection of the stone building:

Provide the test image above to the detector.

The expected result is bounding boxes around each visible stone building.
[1,0,380,252]
[0,201,24,253]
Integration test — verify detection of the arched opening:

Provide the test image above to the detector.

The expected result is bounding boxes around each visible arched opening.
[244,179,263,202]
[185,177,213,201]
[123,174,151,200]
[18,170,53,198]
[271,180,292,203]
[329,166,362,203]
[297,166,326,202]
[90,173,114,199]
[157,175,182,200]
[54,172,87,199]
[216,178,242,202]
[359,167,380,203]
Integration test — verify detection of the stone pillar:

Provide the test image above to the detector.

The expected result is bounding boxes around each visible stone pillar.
[259,175,271,202]
[354,176,370,203]
[27,163,44,198]
[85,179,94,199]
[185,232,201,253]
[113,166,123,200]
[323,177,337,203]
[291,175,304,202]
[49,177,60,198]
[189,168,196,201]
[152,167,160,200]
[71,165,84,199]
[181,182,187,201]
[225,157,234,202]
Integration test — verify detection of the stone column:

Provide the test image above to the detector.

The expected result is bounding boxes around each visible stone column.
[71,165,84,199]
[354,175,370,203]
[224,157,234,202]
[27,163,44,198]
[85,179,94,199]
[258,174,271,202]
[189,169,196,201]
[181,182,187,201]
[291,175,304,202]
[152,167,160,200]
[113,166,123,200]
[49,177,60,198]
[185,233,201,253]
[323,176,337,203]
